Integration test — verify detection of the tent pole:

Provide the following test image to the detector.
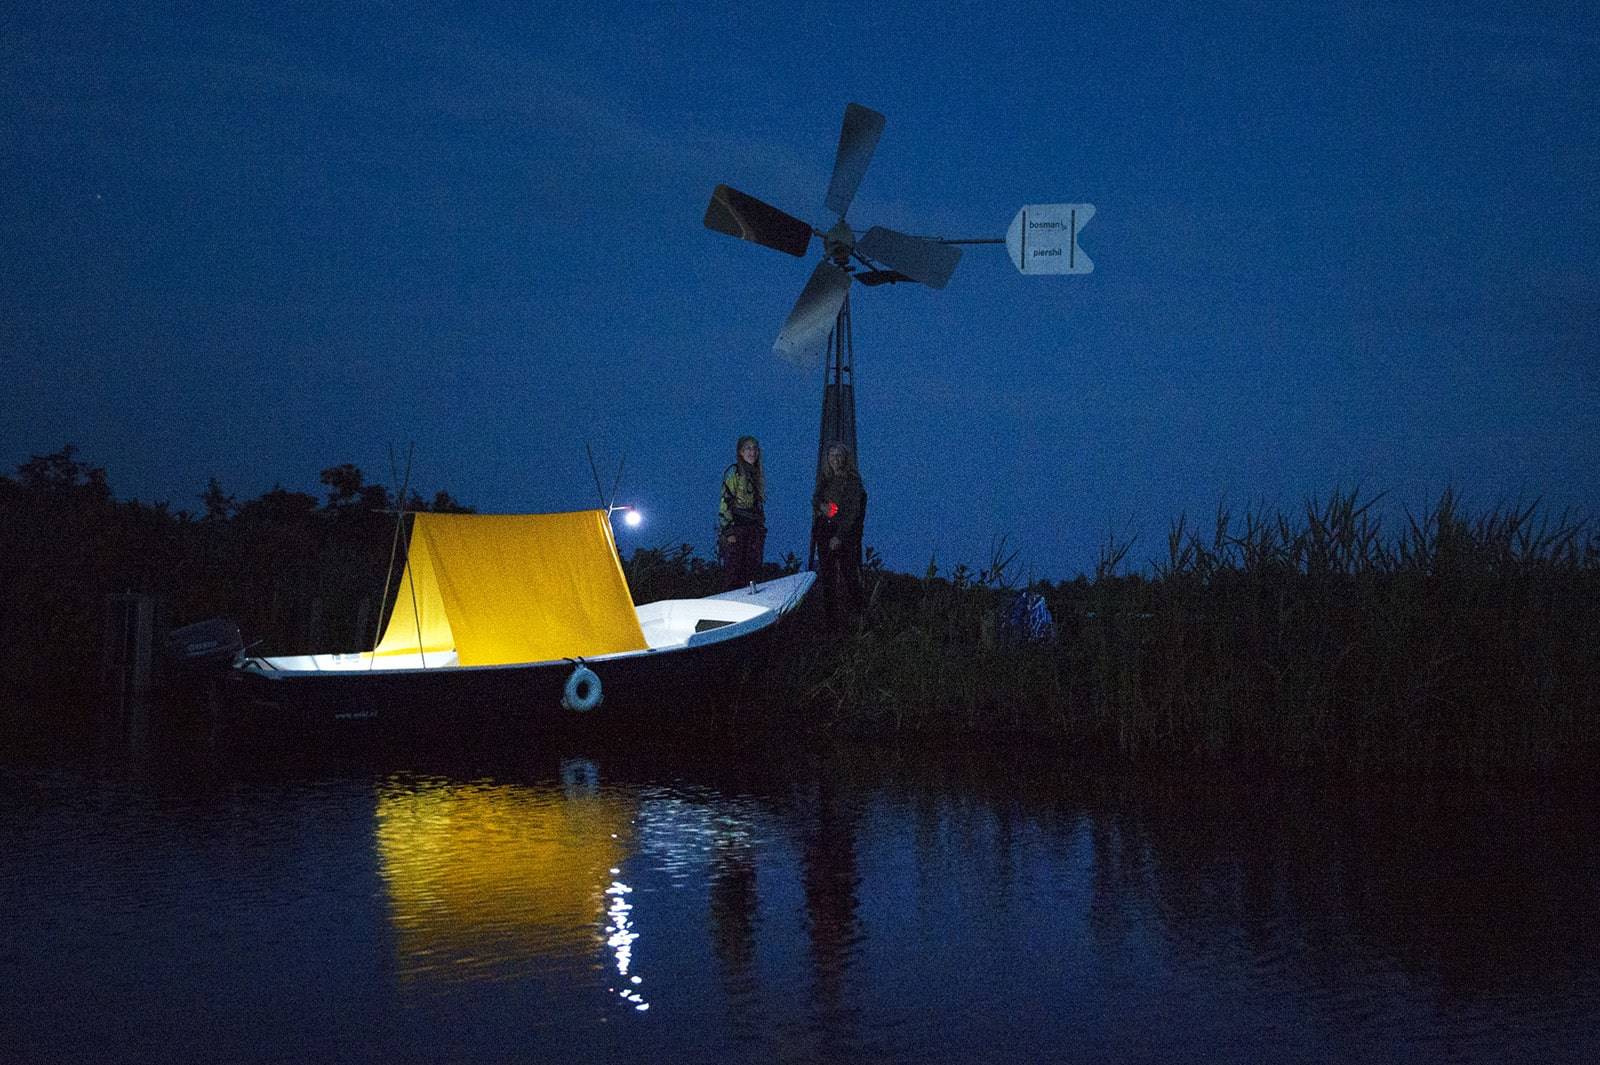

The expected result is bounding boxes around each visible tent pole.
[371,443,416,668]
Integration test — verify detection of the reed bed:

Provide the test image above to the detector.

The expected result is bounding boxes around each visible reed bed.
[765,491,1600,776]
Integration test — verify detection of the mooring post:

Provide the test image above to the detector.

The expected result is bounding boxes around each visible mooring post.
[102,592,155,694]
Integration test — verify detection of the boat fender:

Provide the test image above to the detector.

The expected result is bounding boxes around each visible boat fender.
[563,664,603,712]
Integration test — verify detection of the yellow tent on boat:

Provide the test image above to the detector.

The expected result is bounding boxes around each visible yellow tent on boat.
[374,510,647,666]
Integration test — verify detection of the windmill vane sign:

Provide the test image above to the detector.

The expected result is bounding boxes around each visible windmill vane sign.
[1008,204,1095,275]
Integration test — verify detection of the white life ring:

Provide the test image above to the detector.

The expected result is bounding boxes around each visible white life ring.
[562,665,603,712]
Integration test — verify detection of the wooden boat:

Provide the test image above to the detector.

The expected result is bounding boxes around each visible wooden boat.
[212,510,814,727]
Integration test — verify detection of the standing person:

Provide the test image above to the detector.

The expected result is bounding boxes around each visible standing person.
[718,435,766,589]
[813,442,866,626]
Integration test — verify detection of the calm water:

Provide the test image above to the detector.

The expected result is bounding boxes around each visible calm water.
[4,699,1599,1064]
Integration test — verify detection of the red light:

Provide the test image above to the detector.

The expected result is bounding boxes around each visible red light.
[825,502,839,518]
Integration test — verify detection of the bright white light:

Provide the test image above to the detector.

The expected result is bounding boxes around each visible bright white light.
[623,509,643,528]
[604,877,650,1011]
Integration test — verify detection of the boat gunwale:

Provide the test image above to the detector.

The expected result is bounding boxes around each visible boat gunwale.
[240,572,814,682]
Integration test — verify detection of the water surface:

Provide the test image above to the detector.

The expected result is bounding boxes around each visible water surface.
[4,699,1598,1063]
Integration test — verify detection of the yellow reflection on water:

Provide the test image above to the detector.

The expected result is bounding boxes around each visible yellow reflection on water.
[375,766,636,983]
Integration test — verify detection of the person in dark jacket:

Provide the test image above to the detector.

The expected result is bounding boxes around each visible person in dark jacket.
[718,435,766,589]
[812,442,866,626]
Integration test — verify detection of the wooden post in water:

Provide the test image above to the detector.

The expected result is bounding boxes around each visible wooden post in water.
[102,593,155,693]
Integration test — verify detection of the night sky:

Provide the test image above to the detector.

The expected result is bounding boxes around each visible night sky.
[5,1,1596,579]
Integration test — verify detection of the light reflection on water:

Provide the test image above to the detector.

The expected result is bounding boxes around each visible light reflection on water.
[372,771,634,984]
[4,701,1600,1063]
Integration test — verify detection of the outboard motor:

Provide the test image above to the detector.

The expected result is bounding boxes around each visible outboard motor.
[164,617,245,672]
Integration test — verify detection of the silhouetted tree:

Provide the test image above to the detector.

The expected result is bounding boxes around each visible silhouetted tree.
[200,478,236,521]
[16,444,110,501]
[428,490,474,514]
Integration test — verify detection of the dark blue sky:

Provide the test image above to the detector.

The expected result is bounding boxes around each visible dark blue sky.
[5,1,1596,578]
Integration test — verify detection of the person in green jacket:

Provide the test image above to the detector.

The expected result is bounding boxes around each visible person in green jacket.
[719,435,766,589]
[812,442,866,626]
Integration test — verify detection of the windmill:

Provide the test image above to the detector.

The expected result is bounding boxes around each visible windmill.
[702,102,1094,547]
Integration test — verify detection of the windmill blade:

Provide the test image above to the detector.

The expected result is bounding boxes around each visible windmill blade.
[823,103,886,219]
[703,184,814,257]
[856,226,962,289]
[774,259,850,367]
[854,270,913,287]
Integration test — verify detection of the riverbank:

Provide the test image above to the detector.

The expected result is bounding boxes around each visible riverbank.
[5,449,1596,776]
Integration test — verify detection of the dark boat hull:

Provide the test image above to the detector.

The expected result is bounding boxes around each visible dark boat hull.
[216,619,783,734]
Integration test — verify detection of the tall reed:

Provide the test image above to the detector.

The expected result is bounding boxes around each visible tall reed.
[767,490,1600,775]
